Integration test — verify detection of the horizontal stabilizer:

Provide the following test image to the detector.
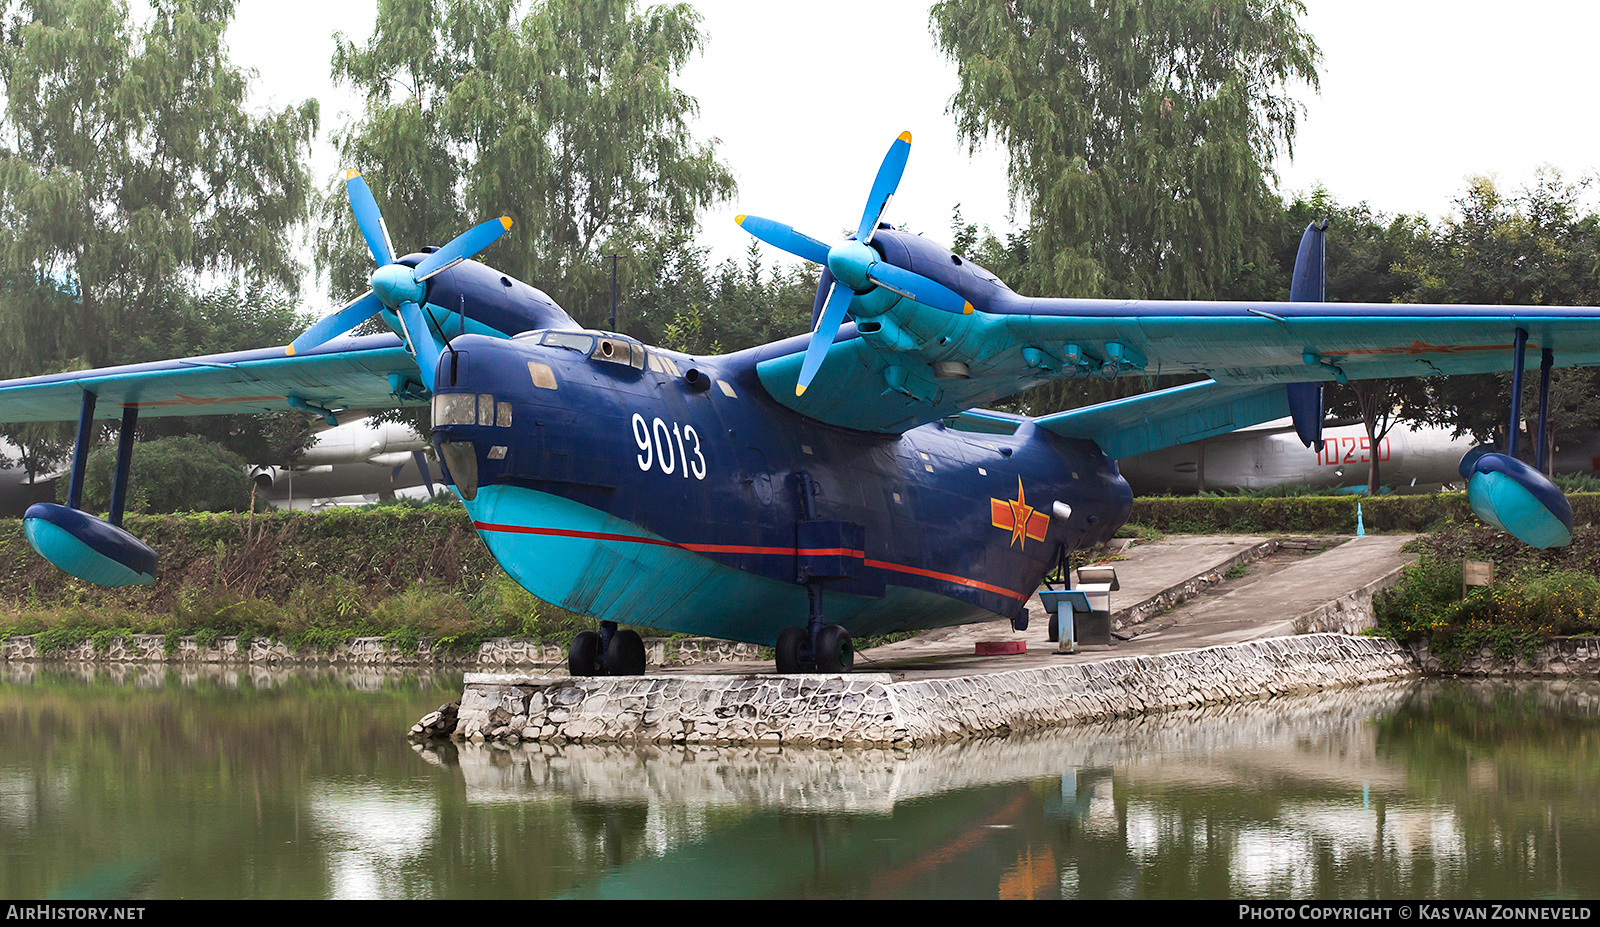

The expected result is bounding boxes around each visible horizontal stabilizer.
[1034,380,1291,460]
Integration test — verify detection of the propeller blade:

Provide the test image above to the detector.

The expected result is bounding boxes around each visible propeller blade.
[796,281,855,396]
[396,301,442,392]
[866,262,973,315]
[287,290,382,356]
[413,449,437,497]
[414,216,514,282]
[856,131,911,243]
[734,215,830,265]
[345,170,395,266]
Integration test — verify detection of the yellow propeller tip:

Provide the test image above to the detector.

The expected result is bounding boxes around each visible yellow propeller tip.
[344,169,361,181]
[898,130,912,143]
[285,345,296,356]
[735,214,747,225]
[500,216,513,230]
[795,384,807,397]
[963,302,973,315]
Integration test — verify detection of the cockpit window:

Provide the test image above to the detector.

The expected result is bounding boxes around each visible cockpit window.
[542,331,594,352]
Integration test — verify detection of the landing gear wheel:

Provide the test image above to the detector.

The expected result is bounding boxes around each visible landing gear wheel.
[814,625,854,674]
[568,630,603,676]
[775,626,807,674]
[605,628,647,676]
[1047,613,1059,643]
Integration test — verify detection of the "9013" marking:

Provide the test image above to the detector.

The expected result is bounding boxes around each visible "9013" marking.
[632,413,706,480]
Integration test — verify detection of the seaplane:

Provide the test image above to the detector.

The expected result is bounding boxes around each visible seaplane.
[3,132,1591,675]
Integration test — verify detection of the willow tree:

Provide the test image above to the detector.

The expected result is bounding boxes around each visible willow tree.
[0,0,317,373]
[930,0,1319,300]
[319,0,735,330]
[0,0,317,476]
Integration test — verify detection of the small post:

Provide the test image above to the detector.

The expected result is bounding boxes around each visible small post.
[1463,559,1494,598]
[604,253,620,332]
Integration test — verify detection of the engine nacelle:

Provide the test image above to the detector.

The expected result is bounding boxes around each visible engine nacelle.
[23,503,156,586]
[250,465,280,491]
[1460,449,1573,549]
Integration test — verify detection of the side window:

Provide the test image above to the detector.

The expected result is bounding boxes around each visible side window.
[528,362,557,389]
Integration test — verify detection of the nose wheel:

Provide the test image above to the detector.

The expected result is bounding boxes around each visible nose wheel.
[567,622,646,676]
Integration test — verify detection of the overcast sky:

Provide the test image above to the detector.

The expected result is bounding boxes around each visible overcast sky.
[226,1,1600,307]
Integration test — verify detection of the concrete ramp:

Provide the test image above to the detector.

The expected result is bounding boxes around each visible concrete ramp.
[853,533,1416,676]
[1107,534,1416,657]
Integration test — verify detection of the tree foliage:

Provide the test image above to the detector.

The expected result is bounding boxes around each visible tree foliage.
[931,0,1318,300]
[1393,174,1600,464]
[319,0,735,331]
[0,0,317,371]
[0,0,318,469]
[63,434,252,514]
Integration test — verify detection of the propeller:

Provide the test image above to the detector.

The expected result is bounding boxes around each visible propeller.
[289,170,512,393]
[736,131,973,396]
[390,449,438,498]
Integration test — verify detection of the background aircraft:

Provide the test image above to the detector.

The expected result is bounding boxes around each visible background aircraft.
[1118,420,1477,495]
[1119,421,1600,496]
[4,134,1596,677]
[251,417,436,509]
[0,418,436,515]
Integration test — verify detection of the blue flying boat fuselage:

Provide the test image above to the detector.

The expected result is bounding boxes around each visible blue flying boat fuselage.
[424,312,1129,645]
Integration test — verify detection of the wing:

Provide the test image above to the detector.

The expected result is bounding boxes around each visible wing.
[746,229,1600,436]
[0,334,426,425]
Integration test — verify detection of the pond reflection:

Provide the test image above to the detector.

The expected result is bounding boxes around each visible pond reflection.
[2,666,1597,899]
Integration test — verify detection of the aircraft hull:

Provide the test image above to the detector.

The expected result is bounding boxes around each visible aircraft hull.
[466,484,991,643]
[437,333,1131,645]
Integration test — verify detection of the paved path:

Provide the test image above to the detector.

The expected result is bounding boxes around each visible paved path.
[655,533,1418,681]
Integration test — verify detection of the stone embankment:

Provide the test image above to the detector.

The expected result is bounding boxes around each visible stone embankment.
[417,633,1418,746]
[1405,636,1600,676]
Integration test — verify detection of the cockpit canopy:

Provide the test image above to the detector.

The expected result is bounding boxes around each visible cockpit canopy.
[515,329,647,370]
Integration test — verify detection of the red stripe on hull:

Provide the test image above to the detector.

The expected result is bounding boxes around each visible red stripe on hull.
[470,520,1029,603]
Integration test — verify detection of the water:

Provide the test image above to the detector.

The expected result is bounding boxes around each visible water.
[2,664,1598,899]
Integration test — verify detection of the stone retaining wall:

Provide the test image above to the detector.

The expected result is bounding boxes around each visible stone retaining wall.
[0,633,760,667]
[1293,558,1410,635]
[1405,636,1600,676]
[1111,538,1279,630]
[426,633,1419,746]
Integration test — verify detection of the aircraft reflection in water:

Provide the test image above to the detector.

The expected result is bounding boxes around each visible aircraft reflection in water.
[408,679,1600,899]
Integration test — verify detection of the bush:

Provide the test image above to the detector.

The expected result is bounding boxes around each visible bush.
[1374,525,1600,668]
[1130,492,1600,535]
[62,435,252,515]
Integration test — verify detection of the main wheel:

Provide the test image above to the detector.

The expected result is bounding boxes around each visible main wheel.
[605,628,647,676]
[775,626,807,674]
[568,630,603,676]
[814,625,854,674]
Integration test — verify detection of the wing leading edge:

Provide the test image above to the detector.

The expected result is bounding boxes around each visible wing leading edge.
[0,334,424,425]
